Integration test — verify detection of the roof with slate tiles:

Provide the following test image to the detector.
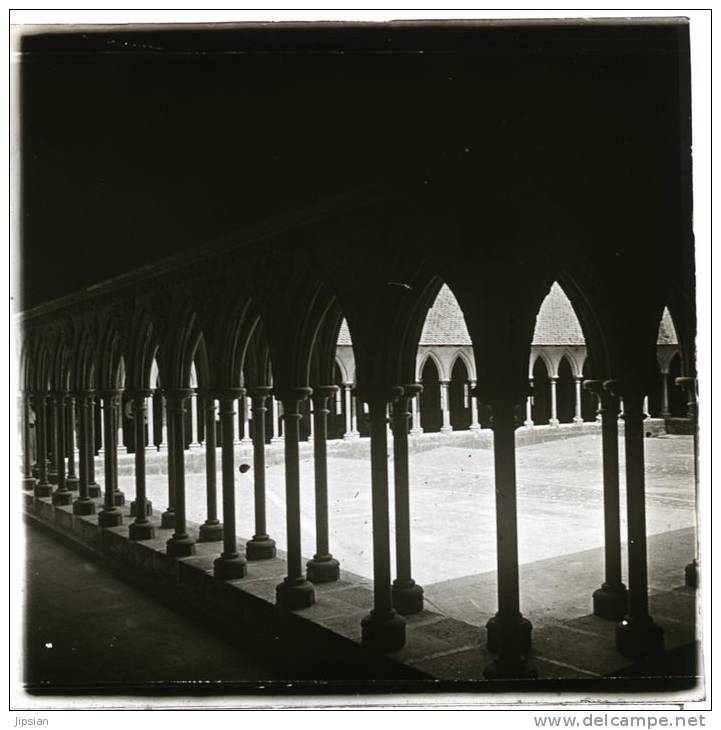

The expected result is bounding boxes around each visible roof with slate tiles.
[336,284,677,348]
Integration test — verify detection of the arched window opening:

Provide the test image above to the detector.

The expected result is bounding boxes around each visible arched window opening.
[420,357,442,433]
[449,357,471,431]
[556,356,576,424]
[531,357,551,425]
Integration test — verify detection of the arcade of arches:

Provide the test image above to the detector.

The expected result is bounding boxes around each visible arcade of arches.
[17,21,697,685]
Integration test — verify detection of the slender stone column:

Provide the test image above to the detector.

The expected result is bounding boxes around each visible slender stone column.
[524,378,534,427]
[343,384,353,439]
[159,396,169,451]
[306,386,340,583]
[164,389,195,557]
[198,394,223,542]
[270,396,283,443]
[549,376,559,426]
[391,384,424,614]
[409,391,423,435]
[676,376,699,588]
[275,387,315,609]
[573,377,584,423]
[240,396,252,445]
[160,400,176,529]
[246,387,277,560]
[484,396,535,679]
[188,391,201,449]
[145,392,157,452]
[72,391,96,515]
[21,392,36,490]
[350,391,359,437]
[361,388,406,650]
[118,404,127,455]
[128,391,154,540]
[97,390,123,526]
[33,393,53,498]
[660,371,671,417]
[469,380,481,431]
[50,392,73,506]
[307,400,315,443]
[611,384,664,658]
[583,380,627,619]
[64,394,79,491]
[440,380,452,433]
[212,390,247,578]
[87,394,101,498]
[47,401,58,484]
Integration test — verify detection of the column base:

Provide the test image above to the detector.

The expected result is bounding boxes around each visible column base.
[188,442,201,450]
[615,615,665,659]
[72,498,96,516]
[409,428,423,436]
[88,483,101,498]
[129,500,153,517]
[593,582,628,620]
[198,521,224,543]
[276,577,315,610]
[166,534,196,558]
[22,477,36,491]
[214,554,248,580]
[145,446,159,454]
[548,418,560,427]
[572,417,584,424]
[483,656,538,680]
[51,490,73,506]
[486,613,533,655]
[361,610,406,652]
[113,490,126,507]
[306,556,340,584]
[392,579,424,615]
[65,476,79,491]
[128,521,156,541]
[34,483,53,498]
[160,510,175,529]
[685,559,698,588]
[48,471,58,485]
[343,432,360,441]
[240,438,253,446]
[270,437,284,444]
[246,536,277,560]
[469,424,481,432]
[98,508,123,527]
[440,426,453,434]
[523,421,534,428]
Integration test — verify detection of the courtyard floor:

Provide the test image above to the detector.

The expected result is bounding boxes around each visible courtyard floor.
[117,431,697,631]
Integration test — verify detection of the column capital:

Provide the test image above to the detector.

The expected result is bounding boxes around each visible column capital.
[583,379,605,396]
[97,388,122,400]
[355,384,403,405]
[247,385,273,399]
[403,383,423,398]
[274,386,313,404]
[125,388,152,400]
[214,387,245,400]
[162,387,193,400]
[311,385,338,401]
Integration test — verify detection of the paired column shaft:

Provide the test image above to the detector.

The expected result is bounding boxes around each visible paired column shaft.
[72,392,96,515]
[97,391,123,526]
[128,392,154,540]
[33,394,52,498]
[198,395,223,542]
[65,395,78,489]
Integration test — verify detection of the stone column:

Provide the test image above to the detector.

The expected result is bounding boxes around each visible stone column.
[246,387,276,559]
[409,390,423,435]
[72,391,96,515]
[350,391,359,437]
[676,376,699,588]
[21,392,36,490]
[549,376,560,426]
[275,387,315,610]
[469,380,481,431]
[50,392,72,506]
[573,377,584,423]
[118,402,127,455]
[440,380,452,433]
[97,391,123,526]
[87,394,101,498]
[128,391,154,540]
[484,395,535,679]
[160,400,176,529]
[159,396,169,451]
[391,385,424,614]
[198,394,223,542]
[47,401,58,484]
[164,389,195,558]
[361,388,406,650]
[187,390,201,449]
[146,392,157,452]
[343,384,352,438]
[306,386,340,583]
[660,371,671,417]
[270,396,283,443]
[611,383,664,659]
[213,390,247,578]
[307,400,315,442]
[233,396,242,446]
[584,381,627,619]
[240,396,252,445]
[33,393,53,498]
[64,394,79,491]
[524,380,534,428]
